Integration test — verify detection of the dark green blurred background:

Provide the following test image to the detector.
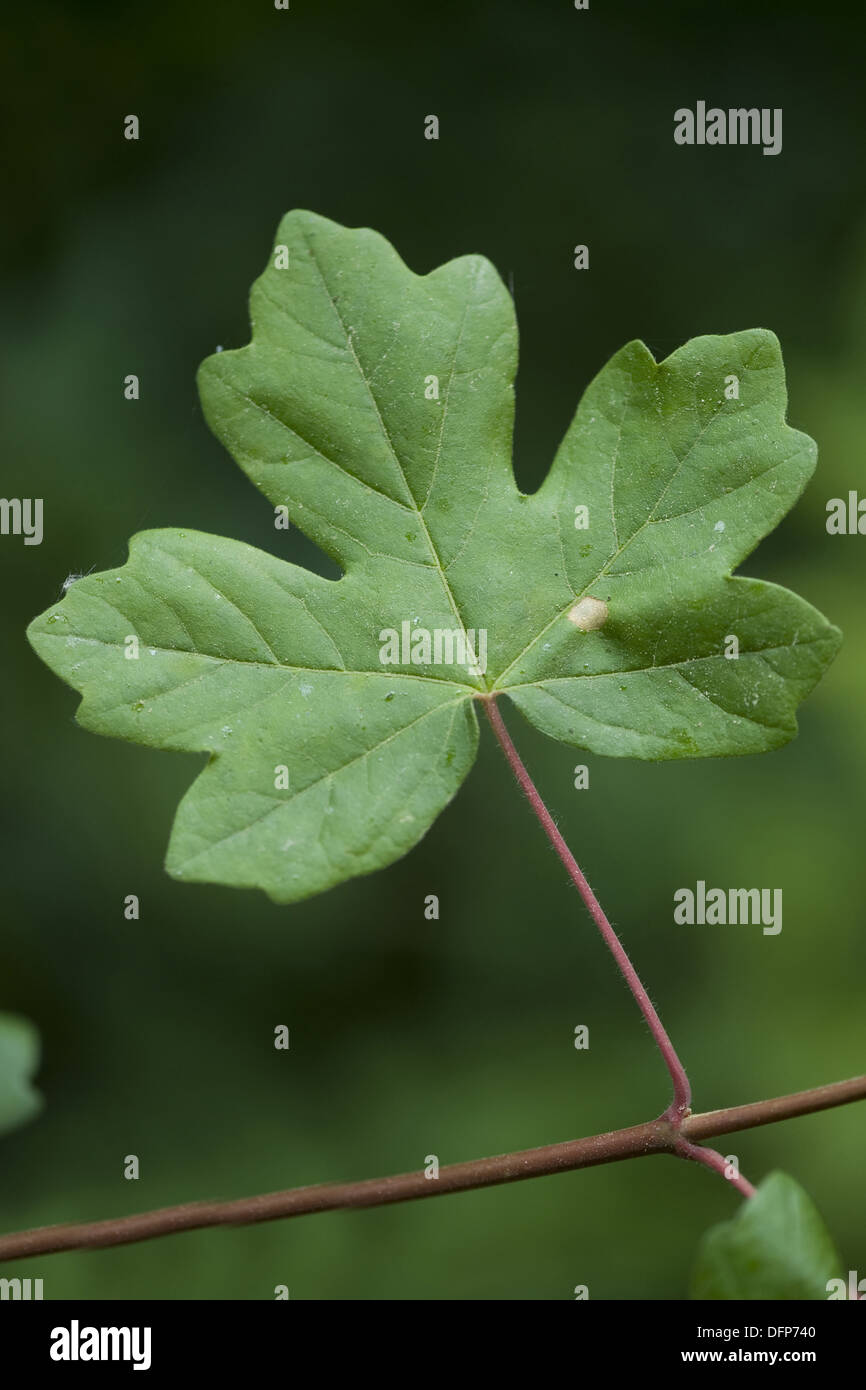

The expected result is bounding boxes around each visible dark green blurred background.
[1,0,863,1299]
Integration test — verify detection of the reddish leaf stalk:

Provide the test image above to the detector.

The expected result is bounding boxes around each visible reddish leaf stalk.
[481,695,691,1118]
[480,692,760,1197]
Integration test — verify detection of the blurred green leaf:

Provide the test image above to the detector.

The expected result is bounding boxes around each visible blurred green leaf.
[691,1171,842,1300]
[26,212,839,902]
[0,1012,42,1137]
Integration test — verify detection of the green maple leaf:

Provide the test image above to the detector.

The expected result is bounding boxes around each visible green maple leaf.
[27,211,840,902]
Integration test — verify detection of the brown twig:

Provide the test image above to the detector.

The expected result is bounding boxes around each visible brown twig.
[1,1075,863,1263]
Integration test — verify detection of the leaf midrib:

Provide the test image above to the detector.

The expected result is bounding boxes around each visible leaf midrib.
[34,629,475,691]
[299,223,488,692]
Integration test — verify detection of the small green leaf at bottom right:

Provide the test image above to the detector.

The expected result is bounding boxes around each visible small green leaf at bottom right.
[692,1171,844,1300]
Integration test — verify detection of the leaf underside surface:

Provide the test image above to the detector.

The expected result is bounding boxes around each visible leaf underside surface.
[28,212,841,901]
